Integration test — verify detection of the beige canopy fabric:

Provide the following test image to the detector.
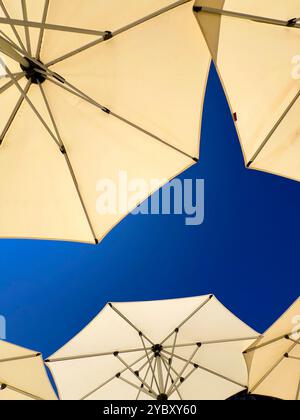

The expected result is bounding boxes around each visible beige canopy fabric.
[0,339,57,400]
[194,1,300,182]
[244,298,300,400]
[46,295,258,400]
[0,0,210,244]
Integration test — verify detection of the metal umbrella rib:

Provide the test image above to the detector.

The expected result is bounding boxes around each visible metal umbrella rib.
[36,0,50,59]
[194,6,300,29]
[0,0,26,51]
[46,0,194,67]
[35,71,198,162]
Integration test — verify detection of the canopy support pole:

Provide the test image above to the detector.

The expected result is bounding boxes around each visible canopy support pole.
[140,334,160,392]
[161,356,183,400]
[164,328,178,392]
[193,6,300,29]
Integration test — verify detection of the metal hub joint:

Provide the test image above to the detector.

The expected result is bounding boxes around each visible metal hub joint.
[20,58,47,85]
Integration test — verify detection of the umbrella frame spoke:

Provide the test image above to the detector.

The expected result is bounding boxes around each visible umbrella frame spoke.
[37,71,198,162]
[161,295,213,345]
[80,353,149,400]
[36,0,50,59]
[117,375,155,399]
[0,74,24,94]
[163,349,246,389]
[0,0,26,51]
[0,79,31,145]
[115,353,157,396]
[194,6,300,29]
[166,344,201,395]
[164,328,178,393]
[245,330,300,354]
[136,355,154,400]
[46,0,193,67]
[21,0,32,56]
[5,65,61,147]
[109,303,154,346]
[139,333,160,393]
[247,89,300,167]
[0,16,106,38]
[249,341,299,394]
[160,355,183,400]
[38,80,98,243]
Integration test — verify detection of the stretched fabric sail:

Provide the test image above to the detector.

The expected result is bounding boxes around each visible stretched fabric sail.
[0,0,210,243]
[194,0,300,182]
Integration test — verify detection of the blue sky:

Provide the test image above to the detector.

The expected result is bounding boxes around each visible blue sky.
[0,64,299,359]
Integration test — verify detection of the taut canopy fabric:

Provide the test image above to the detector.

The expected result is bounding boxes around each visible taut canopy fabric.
[244,298,300,400]
[194,1,300,182]
[0,339,57,400]
[0,0,210,244]
[46,295,258,400]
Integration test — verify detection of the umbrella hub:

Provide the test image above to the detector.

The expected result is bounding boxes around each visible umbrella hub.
[20,58,47,85]
[157,393,168,401]
[152,344,163,357]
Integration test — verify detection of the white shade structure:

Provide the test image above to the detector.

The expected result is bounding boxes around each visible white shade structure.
[244,297,300,401]
[46,295,258,400]
[194,1,300,182]
[0,339,57,400]
[0,0,210,244]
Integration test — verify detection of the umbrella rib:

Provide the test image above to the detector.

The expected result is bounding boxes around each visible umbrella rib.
[46,347,150,363]
[249,341,298,393]
[4,383,43,400]
[164,328,178,393]
[160,295,213,345]
[0,73,24,95]
[21,0,32,56]
[80,353,149,400]
[161,355,183,400]
[0,32,29,67]
[140,334,160,393]
[194,6,300,29]
[245,331,300,354]
[163,349,246,389]
[167,344,201,395]
[36,0,50,59]
[162,336,260,351]
[0,352,40,364]
[287,356,300,361]
[108,303,154,346]
[46,0,193,67]
[247,88,300,167]
[296,378,300,401]
[117,376,156,399]
[115,353,157,396]
[136,355,155,400]
[0,0,26,52]
[0,17,106,38]
[39,74,198,162]
[168,365,199,398]
[0,79,31,145]
[37,81,99,244]
[5,66,61,148]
